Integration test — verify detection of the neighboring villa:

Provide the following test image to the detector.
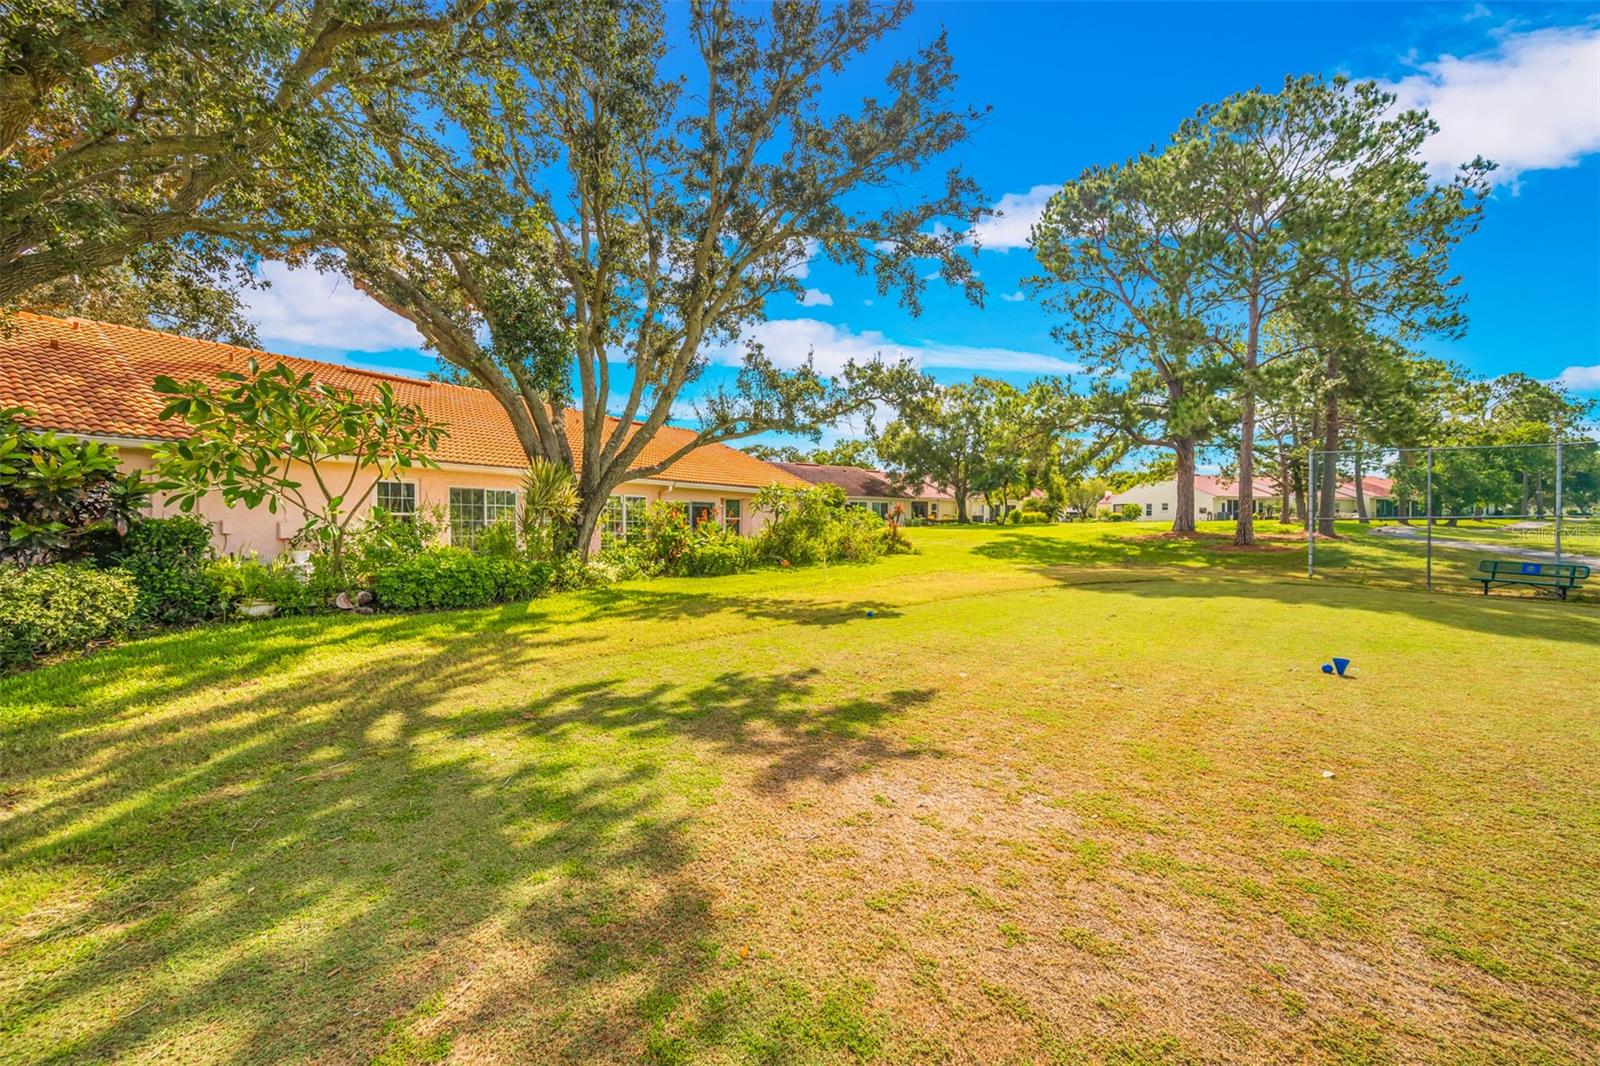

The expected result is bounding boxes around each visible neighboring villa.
[0,312,807,558]
[1101,474,1401,522]
[771,461,994,522]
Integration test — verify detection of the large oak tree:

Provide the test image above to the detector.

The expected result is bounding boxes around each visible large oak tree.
[330,0,988,552]
[1,0,493,309]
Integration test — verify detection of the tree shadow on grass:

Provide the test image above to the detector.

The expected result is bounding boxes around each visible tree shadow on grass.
[547,584,906,629]
[0,618,932,1063]
[974,528,1600,647]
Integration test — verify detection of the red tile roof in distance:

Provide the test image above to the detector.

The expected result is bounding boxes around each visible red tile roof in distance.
[0,312,806,490]
[773,462,904,497]
[773,462,966,501]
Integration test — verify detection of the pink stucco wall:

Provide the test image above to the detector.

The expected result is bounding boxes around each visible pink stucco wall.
[114,444,773,560]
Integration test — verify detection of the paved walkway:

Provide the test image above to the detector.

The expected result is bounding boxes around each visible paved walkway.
[1369,524,1600,567]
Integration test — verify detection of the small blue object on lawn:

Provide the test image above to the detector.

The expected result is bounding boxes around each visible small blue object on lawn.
[1321,663,1333,674]
[866,610,876,618]
[1327,656,1351,677]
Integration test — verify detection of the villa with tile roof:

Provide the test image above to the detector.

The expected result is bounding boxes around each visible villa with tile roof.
[771,461,995,522]
[1100,473,1401,522]
[0,312,807,557]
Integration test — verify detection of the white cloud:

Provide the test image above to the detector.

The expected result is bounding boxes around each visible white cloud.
[798,287,834,307]
[1378,25,1600,184]
[788,237,820,280]
[1000,291,1027,303]
[711,317,1082,376]
[1554,364,1600,391]
[243,261,426,352]
[968,184,1061,252]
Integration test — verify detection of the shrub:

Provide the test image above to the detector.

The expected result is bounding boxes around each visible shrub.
[471,516,523,561]
[1018,512,1048,525]
[752,484,903,567]
[347,504,445,575]
[638,501,692,572]
[114,516,220,624]
[0,564,138,669]
[1,407,153,565]
[206,554,333,615]
[682,525,756,576]
[369,548,551,611]
[1121,503,1144,521]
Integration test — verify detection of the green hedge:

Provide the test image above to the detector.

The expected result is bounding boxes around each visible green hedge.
[115,516,221,624]
[0,564,138,670]
[369,548,552,611]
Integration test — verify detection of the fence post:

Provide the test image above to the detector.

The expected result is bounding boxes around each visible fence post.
[1555,440,1563,566]
[1425,447,1434,593]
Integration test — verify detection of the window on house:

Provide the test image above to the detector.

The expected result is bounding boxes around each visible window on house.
[449,487,517,547]
[1144,503,1153,517]
[688,501,715,529]
[722,498,743,534]
[600,495,648,546]
[375,480,416,519]
[868,501,889,518]
[1161,501,1169,512]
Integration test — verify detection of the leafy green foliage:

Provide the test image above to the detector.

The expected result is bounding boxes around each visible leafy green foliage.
[681,526,757,578]
[752,485,908,566]
[113,516,220,625]
[205,555,336,615]
[637,502,693,574]
[332,0,984,553]
[16,239,265,346]
[151,359,445,581]
[520,460,579,561]
[347,505,447,577]
[0,407,152,565]
[0,1,494,307]
[0,563,136,670]
[744,440,878,468]
[368,549,552,611]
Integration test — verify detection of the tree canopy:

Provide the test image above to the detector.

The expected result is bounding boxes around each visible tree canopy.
[319,0,986,551]
[1,0,494,311]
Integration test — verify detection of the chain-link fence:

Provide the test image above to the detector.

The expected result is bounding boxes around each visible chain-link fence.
[1306,441,1599,596]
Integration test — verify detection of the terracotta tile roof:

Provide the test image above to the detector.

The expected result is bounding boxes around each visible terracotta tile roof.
[770,461,972,502]
[773,462,904,497]
[0,312,806,490]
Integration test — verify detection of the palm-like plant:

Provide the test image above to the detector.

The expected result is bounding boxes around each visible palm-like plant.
[520,459,580,560]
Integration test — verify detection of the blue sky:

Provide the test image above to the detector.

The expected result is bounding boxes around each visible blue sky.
[244,2,1600,442]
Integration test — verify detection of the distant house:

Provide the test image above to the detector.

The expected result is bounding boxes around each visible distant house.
[772,462,994,522]
[1,312,808,557]
[1100,474,1399,522]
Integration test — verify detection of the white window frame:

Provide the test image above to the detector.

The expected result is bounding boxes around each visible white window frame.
[600,494,649,546]
[722,498,744,534]
[449,486,518,546]
[374,479,418,519]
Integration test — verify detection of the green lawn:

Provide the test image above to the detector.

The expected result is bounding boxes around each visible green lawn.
[2,523,1597,1064]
